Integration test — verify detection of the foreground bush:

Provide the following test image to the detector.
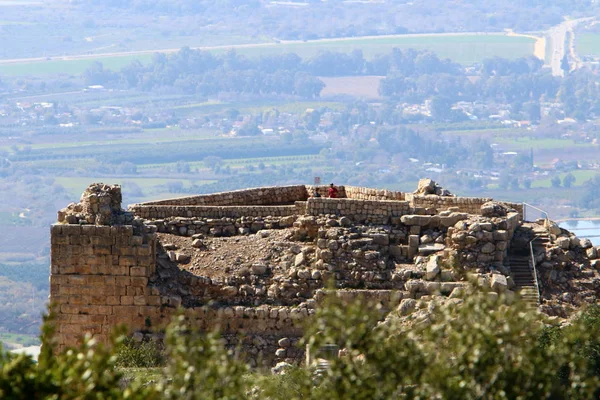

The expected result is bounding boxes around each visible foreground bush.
[1,293,600,399]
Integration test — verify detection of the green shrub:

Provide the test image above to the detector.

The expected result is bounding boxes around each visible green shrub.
[114,337,164,368]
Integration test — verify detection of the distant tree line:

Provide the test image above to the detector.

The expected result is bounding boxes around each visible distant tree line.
[79,0,599,39]
[379,53,600,122]
[83,47,460,99]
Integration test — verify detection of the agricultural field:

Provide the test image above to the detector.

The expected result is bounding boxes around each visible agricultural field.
[576,33,600,56]
[0,54,154,77]
[531,170,598,188]
[0,332,40,348]
[320,76,383,99]
[492,136,592,151]
[0,34,536,77]
[246,34,536,64]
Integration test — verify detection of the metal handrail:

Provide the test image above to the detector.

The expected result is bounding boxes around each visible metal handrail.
[528,235,541,305]
[522,202,549,222]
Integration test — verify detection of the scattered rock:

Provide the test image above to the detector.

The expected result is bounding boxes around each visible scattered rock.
[425,256,441,280]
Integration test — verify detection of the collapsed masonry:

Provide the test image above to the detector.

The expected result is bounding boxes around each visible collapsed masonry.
[50,180,600,366]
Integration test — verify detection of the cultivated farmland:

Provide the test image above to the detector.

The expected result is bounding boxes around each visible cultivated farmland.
[0,33,536,77]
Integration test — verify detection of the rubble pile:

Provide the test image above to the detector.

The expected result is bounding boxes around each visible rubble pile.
[57,183,134,226]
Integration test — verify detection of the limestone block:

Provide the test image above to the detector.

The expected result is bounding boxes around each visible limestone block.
[408,235,420,259]
[491,274,508,293]
[556,236,570,249]
[400,215,432,226]
[481,242,496,254]
[425,256,441,280]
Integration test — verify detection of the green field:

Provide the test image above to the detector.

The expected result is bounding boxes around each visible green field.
[576,33,600,56]
[0,332,40,347]
[139,155,321,170]
[0,34,535,77]
[3,128,221,152]
[0,54,154,77]
[238,34,535,64]
[531,170,598,188]
[493,136,591,151]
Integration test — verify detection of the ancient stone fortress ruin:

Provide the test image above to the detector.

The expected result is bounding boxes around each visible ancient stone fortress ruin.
[50,180,600,365]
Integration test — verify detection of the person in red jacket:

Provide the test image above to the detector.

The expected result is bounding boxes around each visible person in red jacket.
[328,183,338,198]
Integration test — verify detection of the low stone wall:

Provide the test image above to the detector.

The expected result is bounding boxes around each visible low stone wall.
[501,202,524,220]
[304,185,403,201]
[138,185,309,207]
[305,198,411,224]
[446,212,520,267]
[150,215,297,236]
[305,185,347,198]
[344,186,404,201]
[129,204,300,220]
[406,194,492,215]
[406,194,524,220]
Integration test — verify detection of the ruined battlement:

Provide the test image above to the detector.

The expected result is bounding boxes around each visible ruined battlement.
[49,180,600,365]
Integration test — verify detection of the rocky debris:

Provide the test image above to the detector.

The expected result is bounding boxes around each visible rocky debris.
[481,201,509,218]
[57,183,134,226]
[413,178,453,197]
[425,256,441,280]
[271,362,293,375]
[490,274,508,292]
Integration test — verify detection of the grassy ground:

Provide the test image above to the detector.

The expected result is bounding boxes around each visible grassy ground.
[492,136,591,151]
[0,332,40,347]
[2,128,221,152]
[0,34,534,77]
[0,54,154,76]
[531,170,598,188]
[118,368,163,387]
[576,33,600,56]
[237,34,535,64]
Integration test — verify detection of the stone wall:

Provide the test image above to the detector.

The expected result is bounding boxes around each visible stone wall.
[305,185,404,201]
[405,194,492,214]
[344,186,404,201]
[305,198,411,224]
[405,194,524,219]
[150,215,297,236]
[138,185,309,207]
[446,212,520,268]
[128,204,300,220]
[50,224,157,351]
[50,223,311,357]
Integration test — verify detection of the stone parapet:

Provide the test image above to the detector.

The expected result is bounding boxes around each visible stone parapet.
[129,205,298,220]
[406,194,493,215]
[344,186,404,201]
[137,185,309,207]
[305,198,411,223]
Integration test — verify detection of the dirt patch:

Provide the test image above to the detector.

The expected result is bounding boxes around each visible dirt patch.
[156,229,298,280]
[320,76,383,99]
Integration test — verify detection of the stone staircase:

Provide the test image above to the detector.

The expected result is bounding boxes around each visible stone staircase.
[508,231,549,308]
